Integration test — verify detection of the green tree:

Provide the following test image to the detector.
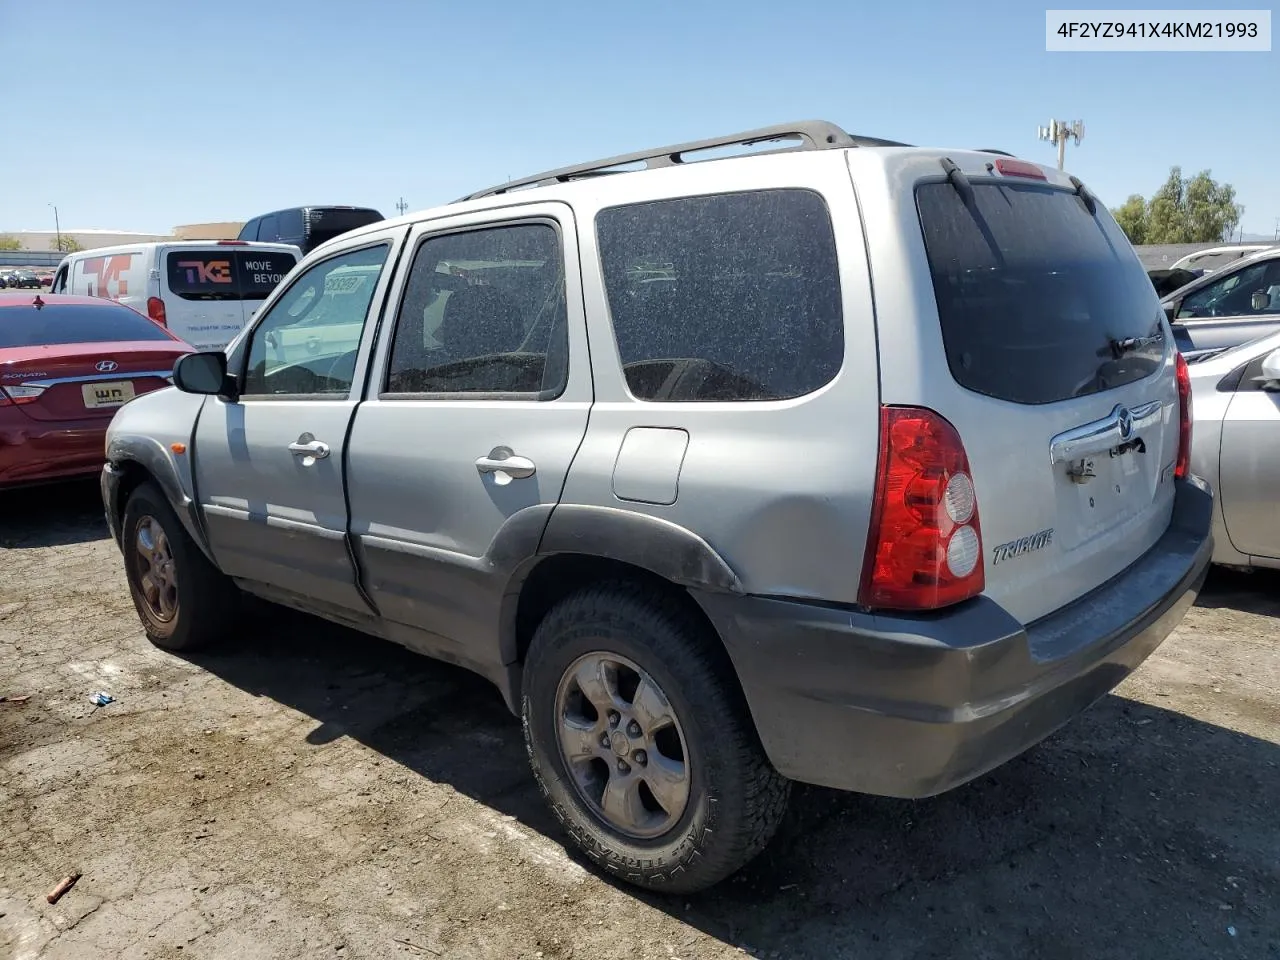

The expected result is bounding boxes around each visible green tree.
[0,235,22,251]
[1112,195,1147,245]
[52,235,83,253]
[1110,166,1243,244]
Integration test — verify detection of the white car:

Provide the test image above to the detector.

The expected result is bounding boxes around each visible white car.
[51,240,302,350]
[1187,330,1280,571]
[1170,244,1276,275]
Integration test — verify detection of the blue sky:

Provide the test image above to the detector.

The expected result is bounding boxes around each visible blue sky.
[2,0,1276,237]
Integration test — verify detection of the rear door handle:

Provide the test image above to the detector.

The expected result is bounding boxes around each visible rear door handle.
[475,447,536,481]
[288,434,330,464]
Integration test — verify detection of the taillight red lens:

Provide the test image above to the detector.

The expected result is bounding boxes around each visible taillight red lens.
[147,296,167,327]
[993,157,1048,180]
[1174,352,1193,479]
[859,406,985,611]
[0,384,45,406]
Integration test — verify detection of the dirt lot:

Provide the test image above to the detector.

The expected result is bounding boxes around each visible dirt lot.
[2,481,1278,960]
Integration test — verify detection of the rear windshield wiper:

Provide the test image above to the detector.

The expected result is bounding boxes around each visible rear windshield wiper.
[1069,175,1097,215]
[1107,332,1164,358]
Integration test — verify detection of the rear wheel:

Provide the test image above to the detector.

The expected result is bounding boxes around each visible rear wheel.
[122,482,238,651]
[522,582,790,893]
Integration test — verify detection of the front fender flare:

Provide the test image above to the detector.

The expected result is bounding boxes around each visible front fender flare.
[106,434,215,564]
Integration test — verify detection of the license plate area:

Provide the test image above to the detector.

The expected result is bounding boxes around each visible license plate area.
[1056,446,1158,549]
[82,380,135,409]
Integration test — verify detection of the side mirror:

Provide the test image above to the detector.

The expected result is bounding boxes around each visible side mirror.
[172,351,236,400]
[1251,291,1270,312]
[1261,348,1280,391]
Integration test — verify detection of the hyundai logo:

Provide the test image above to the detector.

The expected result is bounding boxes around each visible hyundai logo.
[1117,407,1134,440]
[95,360,118,373]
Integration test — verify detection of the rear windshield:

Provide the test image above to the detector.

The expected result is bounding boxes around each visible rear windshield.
[916,181,1165,405]
[0,301,172,348]
[166,250,297,302]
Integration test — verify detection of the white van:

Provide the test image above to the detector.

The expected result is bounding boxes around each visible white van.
[51,240,302,350]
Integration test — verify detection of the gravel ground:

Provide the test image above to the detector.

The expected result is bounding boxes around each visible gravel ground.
[2,479,1278,960]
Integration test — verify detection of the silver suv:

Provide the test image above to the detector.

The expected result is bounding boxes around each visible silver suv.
[102,121,1213,893]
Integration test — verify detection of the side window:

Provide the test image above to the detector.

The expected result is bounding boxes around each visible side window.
[52,265,69,293]
[242,243,390,398]
[383,222,568,398]
[1178,261,1280,319]
[277,209,305,242]
[257,215,279,243]
[239,218,260,242]
[595,189,844,402]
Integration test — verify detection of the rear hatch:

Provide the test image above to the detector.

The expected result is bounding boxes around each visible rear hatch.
[162,245,298,349]
[0,301,188,421]
[878,153,1179,625]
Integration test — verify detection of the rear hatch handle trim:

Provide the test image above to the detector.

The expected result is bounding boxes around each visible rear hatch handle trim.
[1048,400,1163,466]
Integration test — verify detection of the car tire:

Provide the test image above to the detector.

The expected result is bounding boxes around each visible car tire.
[121,481,238,652]
[522,581,790,893]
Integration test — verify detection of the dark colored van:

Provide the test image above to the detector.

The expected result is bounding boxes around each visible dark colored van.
[238,206,385,255]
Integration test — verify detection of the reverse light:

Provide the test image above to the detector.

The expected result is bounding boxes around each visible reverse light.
[1174,352,1193,479]
[859,406,985,611]
[147,296,168,327]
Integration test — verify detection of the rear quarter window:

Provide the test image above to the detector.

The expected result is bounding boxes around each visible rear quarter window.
[596,188,844,402]
[916,180,1165,405]
[277,209,305,239]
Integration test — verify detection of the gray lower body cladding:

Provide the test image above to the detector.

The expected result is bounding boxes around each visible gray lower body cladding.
[695,477,1214,798]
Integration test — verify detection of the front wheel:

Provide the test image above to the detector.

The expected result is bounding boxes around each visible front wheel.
[121,482,239,651]
[522,583,790,893]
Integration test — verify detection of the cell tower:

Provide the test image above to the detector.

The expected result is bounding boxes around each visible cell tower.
[1036,120,1084,171]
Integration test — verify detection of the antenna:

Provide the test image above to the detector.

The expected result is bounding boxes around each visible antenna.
[395,197,408,216]
[1036,119,1084,171]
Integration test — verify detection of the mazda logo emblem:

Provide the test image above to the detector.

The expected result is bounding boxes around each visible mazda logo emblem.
[95,360,118,372]
[1117,407,1133,440]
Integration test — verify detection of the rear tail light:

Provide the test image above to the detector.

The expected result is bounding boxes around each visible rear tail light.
[859,406,985,611]
[147,296,168,327]
[1174,352,1193,479]
[0,383,46,406]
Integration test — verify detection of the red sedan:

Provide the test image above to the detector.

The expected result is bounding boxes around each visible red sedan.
[1,293,192,490]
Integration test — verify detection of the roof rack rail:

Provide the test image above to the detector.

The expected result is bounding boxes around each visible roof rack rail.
[457,120,911,202]
[976,148,1016,156]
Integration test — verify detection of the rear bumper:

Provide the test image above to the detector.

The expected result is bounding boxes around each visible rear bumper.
[696,476,1214,799]
[0,418,107,489]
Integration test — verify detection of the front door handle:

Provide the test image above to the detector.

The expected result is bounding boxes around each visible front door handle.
[475,446,536,482]
[288,433,330,465]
